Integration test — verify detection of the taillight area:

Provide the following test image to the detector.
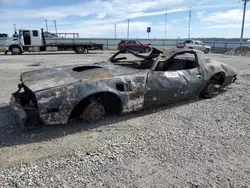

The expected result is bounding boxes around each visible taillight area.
[13,83,37,107]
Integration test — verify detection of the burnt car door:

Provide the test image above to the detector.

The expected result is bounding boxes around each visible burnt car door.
[144,51,204,108]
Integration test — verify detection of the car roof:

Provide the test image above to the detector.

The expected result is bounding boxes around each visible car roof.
[156,47,204,61]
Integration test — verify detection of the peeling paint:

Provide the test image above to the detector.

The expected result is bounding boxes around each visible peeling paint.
[123,96,144,113]
[91,72,113,80]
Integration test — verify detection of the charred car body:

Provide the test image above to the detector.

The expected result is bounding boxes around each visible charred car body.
[10,48,237,127]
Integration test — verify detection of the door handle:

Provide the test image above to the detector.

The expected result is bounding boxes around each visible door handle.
[196,73,202,78]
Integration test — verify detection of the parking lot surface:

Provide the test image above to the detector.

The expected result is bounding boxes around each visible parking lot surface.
[0,51,249,187]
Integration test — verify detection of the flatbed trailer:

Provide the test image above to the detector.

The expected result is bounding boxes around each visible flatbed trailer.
[5,29,104,55]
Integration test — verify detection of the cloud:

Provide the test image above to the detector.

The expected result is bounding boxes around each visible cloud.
[199,9,250,23]
[0,0,29,6]
[96,13,106,19]
[1,0,249,38]
[59,21,152,38]
[205,23,250,29]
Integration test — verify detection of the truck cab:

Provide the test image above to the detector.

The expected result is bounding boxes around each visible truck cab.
[4,28,104,55]
[5,29,43,55]
[19,30,42,47]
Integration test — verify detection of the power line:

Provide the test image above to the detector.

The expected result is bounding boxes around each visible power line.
[225,1,242,38]
[240,0,249,42]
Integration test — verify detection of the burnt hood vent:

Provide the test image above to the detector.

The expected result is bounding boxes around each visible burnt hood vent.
[72,66,102,72]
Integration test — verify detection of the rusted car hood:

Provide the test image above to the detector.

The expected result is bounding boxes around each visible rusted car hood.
[21,62,143,92]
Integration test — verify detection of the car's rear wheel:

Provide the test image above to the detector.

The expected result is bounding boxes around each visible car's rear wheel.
[144,47,150,53]
[75,46,85,54]
[82,101,105,122]
[204,48,210,54]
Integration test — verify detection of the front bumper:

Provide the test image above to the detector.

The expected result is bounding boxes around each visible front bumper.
[5,46,9,51]
[222,75,237,88]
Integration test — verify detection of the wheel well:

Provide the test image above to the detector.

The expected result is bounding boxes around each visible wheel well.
[9,44,21,50]
[69,92,123,119]
[209,72,226,85]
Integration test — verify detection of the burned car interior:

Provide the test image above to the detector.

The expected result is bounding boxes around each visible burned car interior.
[109,48,198,72]
[154,51,198,71]
[109,47,163,69]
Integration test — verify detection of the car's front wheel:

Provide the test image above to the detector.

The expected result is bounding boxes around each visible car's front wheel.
[82,101,105,122]
[11,46,22,55]
[204,48,210,54]
[200,81,221,98]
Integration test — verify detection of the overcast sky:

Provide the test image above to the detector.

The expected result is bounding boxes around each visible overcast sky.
[0,0,249,39]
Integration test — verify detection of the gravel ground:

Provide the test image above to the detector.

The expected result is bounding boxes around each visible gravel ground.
[0,51,250,187]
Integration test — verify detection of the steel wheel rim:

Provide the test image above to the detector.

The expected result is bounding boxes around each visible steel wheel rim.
[83,102,105,122]
[13,47,20,54]
[207,83,220,97]
[77,47,84,53]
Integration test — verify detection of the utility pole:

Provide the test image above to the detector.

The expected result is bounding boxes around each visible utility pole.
[240,0,249,42]
[54,20,57,35]
[114,24,116,38]
[127,19,130,39]
[165,7,167,39]
[13,24,16,32]
[45,19,48,32]
[188,6,191,39]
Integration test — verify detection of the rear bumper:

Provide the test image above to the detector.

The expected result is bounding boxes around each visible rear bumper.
[10,94,28,127]
[10,93,42,127]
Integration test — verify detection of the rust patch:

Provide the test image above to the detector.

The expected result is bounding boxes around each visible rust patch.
[115,61,134,65]
[129,89,137,95]
[91,72,113,80]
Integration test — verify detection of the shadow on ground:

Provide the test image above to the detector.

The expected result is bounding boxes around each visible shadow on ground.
[0,97,206,149]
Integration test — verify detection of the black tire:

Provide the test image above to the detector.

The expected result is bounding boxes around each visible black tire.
[11,46,22,55]
[144,47,150,53]
[200,81,221,99]
[82,101,105,123]
[204,48,210,54]
[75,46,85,54]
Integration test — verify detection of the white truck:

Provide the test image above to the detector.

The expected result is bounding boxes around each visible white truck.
[177,40,211,54]
[4,29,104,55]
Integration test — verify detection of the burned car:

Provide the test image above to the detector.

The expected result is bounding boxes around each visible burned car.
[10,48,237,127]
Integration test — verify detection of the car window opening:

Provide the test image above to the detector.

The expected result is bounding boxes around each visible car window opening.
[116,83,125,91]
